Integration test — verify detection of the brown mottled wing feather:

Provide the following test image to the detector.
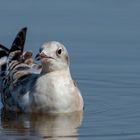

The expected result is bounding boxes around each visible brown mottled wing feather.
[1,27,42,112]
[0,27,28,111]
[2,56,39,111]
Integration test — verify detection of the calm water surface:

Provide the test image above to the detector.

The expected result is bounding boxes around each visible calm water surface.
[0,1,140,140]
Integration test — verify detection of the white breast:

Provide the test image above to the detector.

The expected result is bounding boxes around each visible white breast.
[29,69,83,113]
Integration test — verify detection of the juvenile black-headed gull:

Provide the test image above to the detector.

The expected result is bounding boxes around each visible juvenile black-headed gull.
[0,28,84,113]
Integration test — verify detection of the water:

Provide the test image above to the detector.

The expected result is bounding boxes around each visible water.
[0,0,140,139]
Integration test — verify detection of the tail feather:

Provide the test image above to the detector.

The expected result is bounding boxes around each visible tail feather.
[10,27,27,53]
[0,27,28,84]
[0,27,28,72]
[0,44,9,73]
[0,44,9,58]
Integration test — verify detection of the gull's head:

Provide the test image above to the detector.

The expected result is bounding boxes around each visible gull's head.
[36,41,69,73]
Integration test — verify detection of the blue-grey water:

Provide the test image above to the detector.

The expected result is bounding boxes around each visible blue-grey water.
[0,1,140,140]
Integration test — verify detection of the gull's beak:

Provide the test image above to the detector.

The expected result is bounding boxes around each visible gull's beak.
[35,53,40,61]
[35,52,54,61]
[35,52,48,61]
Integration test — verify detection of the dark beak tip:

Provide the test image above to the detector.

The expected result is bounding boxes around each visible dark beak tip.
[35,53,40,61]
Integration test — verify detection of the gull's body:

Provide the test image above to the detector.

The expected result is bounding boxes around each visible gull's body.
[0,28,84,113]
[30,67,83,113]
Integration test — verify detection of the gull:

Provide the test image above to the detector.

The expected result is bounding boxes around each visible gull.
[0,28,84,113]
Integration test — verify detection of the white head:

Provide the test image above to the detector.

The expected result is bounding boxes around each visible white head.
[36,41,69,73]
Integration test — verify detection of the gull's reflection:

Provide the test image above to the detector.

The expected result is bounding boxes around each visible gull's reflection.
[1,108,83,140]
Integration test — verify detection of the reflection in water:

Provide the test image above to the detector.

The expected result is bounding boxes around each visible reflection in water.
[0,108,83,139]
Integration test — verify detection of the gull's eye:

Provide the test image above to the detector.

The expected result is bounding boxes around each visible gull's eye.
[57,48,62,55]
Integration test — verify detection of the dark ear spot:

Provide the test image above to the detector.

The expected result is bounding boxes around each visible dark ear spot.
[65,55,69,64]
[73,80,77,87]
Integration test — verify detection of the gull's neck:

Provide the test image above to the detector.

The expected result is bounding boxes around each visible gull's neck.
[40,65,72,80]
[41,63,69,75]
[41,64,49,74]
